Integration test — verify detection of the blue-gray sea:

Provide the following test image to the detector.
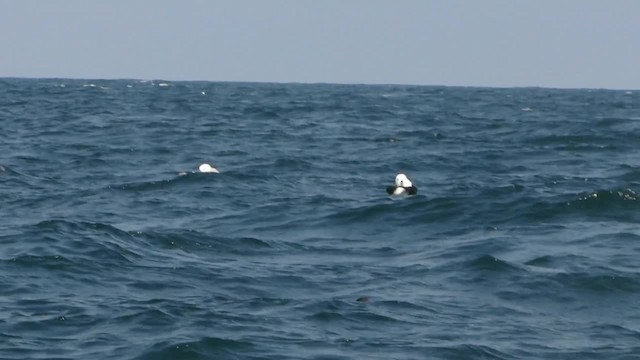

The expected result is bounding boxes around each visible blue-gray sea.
[1,78,640,359]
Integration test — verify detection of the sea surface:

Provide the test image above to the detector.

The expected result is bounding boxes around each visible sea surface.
[1,78,640,360]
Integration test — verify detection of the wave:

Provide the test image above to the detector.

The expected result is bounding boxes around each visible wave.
[615,165,640,184]
[425,344,514,360]
[2,220,141,272]
[242,105,283,120]
[468,254,522,272]
[316,186,639,230]
[320,196,432,225]
[133,337,255,360]
[586,323,640,340]
[441,252,640,298]
[6,254,75,271]
[301,299,402,325]
[595,116,640,128]
[273,157,314,171]
[131,229,272,255]
[551,271,640,293]
[564,189,640,220]
[113,172,223,191]
[482,188,640,224]
[2,219,274,273]
[524,254,590,269]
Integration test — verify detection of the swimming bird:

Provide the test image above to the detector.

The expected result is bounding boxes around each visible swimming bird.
[198,163,220,173]
[386,173,418,195]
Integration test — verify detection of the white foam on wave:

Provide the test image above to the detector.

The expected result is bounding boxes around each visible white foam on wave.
[83,83,109,90]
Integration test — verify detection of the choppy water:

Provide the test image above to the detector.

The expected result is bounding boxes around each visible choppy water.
[1,78,640,359]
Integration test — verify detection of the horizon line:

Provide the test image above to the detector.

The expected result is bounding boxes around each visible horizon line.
[0,75,637,92]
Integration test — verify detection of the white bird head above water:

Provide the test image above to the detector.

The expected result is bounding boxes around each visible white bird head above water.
[395,173,412,188]
[198,163,219,173]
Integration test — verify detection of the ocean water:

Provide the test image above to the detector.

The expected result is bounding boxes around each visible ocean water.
[1,78,640,360]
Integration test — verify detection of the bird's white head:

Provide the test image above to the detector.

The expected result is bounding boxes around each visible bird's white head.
[395,173,412,188]
[198,163,219,173]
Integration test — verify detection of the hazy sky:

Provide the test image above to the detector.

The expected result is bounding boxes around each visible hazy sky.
[1,0,638,89]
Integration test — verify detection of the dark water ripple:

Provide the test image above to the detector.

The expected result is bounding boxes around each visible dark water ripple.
[1,78,640,359]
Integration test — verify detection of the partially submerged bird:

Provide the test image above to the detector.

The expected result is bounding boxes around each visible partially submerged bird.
[386,173,418,196]
[198,163,219,173]
[179,163,220,176]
